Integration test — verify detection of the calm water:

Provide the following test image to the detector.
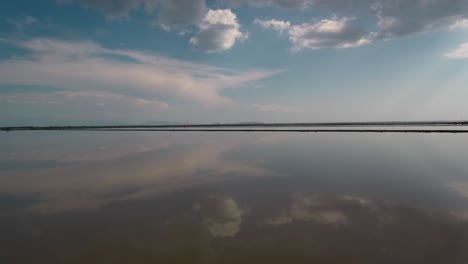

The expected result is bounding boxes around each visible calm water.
[1,131,468,263]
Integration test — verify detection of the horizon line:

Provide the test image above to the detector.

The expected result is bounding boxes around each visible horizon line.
[2,120,468,132]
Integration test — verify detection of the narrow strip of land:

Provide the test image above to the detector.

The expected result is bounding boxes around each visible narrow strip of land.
[3,128,468,133]
[2,120,468,132]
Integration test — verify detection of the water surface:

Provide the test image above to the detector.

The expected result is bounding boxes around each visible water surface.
[1,131,468,263]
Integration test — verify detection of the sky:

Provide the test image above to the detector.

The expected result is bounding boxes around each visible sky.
[1,0,468,125]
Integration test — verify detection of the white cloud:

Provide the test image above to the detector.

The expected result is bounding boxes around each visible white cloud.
[57,0,468,44]
[254,18,291,33]
[0,38,279,105]
[190,9,246,53]
[446,42,468,59]
[255,17,374,51]
[57,2,245,53]
[289,17,373,51]
[248,0,468,46]
[54,0,468,54]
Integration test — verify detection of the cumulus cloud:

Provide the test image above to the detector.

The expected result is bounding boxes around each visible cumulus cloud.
[371,0,468,39]
[255,17,373,51]
[55,0,468,53]
[193,196,245,237]
[57,0,468,44]
[190,9,246,53]
[251,0,468,49]
[446,42,468,59]
[0,38,279,105]
[289,17,374,50]
[260,5,468,51]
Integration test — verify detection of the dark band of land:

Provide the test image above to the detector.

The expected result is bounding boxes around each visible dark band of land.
[73,129,468,133]
[2,121,468,133]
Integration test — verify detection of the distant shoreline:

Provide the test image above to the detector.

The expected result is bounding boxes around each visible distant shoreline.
[2,121,468,133]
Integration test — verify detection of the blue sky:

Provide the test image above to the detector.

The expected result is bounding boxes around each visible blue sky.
[1,0,468,125]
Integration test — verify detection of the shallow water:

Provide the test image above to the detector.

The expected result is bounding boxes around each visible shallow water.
[1,131,468,263]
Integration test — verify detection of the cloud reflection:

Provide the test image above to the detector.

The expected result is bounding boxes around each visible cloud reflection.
[193,195,245,237]
[264,194,371,226]
[0,134,277,214]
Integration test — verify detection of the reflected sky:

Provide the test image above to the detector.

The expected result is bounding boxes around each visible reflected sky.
[1,132,468,263]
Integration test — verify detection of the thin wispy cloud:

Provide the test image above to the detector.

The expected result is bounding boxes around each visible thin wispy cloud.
[446,42,468,59]
[0,91,169,110]
[6,15,38,31]
[0,38,280,106]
